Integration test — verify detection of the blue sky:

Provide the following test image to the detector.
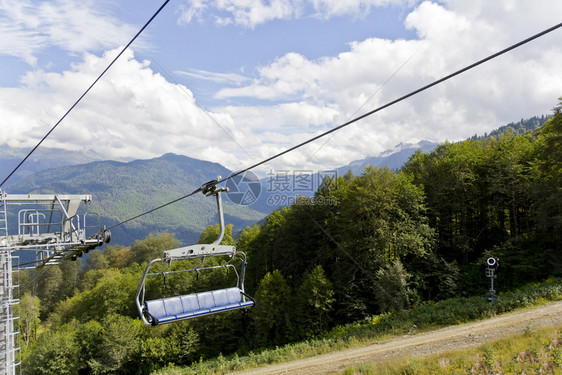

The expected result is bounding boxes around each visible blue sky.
[0,0,561,174]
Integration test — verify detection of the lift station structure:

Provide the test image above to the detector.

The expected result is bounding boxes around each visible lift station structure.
[0,191,110,375]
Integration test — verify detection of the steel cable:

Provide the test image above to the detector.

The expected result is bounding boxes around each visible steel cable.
[106,21,562,229]
[0,0,172,188]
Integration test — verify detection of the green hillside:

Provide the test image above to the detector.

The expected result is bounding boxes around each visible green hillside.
[4,153,268,245]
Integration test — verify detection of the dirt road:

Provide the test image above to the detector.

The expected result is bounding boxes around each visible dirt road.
[233,300,562,375]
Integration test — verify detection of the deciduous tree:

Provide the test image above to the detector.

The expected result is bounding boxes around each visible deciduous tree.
[19,292,40,347]
[251,270,292,346]
[295,265,334,337]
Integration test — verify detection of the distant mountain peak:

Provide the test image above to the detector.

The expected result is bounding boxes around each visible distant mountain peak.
[159,152,188,161]
[337,140,439,175]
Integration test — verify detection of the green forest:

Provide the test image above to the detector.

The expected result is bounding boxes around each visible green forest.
[18,100,562,374]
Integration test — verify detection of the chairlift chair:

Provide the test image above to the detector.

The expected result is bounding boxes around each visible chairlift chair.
[136,180,255,326]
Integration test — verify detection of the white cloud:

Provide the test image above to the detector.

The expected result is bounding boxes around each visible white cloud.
[309,0,410,19]
[178,0,409,28]
[178,0,303,28]
[219,102,339,132]
[175,68,250,85]
[404,1,470,40]
[177,0,208,24]
[0,48,255,167]
[0,0,139,65]
[210,0,562,169]
[1,0,561,176]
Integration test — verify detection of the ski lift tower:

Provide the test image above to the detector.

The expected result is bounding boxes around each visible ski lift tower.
[0,190,110,375]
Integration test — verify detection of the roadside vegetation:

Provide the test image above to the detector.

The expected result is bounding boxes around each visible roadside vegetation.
[344,325,562,375]
[18,100,562,374]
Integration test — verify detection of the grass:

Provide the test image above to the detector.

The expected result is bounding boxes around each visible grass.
[344,326,562,374]
[152,278,562,375]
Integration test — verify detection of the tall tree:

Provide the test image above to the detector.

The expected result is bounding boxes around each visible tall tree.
[534,99,562,272]
[326,167,434,319]
[88,315,141,374]
[83,250,109,273]
[104,244,136,269]
[375,259,414,313]
[24,324,80,375]
[251,270,292,346]
[19,293,40,347]
[132,232,180,264]
[198,223,235,245]
[295,265,335,337]
[58,260,81,299]
[36,266,63,317]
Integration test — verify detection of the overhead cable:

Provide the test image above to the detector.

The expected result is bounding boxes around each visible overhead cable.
[107,187,202,230]
[19,264,55,293]
[220,22,562,185]
[84,21,562,230]
[310,51,417,161]
[0,0,172,188]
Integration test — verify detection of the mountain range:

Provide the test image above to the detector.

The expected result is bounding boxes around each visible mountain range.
[1,113,548,247]
[3,153,265,246]
[2,141,435,247]
[0,147,104,184]
[336,140,437,176]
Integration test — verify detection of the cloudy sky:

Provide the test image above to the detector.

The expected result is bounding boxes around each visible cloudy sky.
[0,0,560,175]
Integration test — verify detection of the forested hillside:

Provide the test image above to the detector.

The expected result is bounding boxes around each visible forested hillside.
[5,153,267,245]
[19,101,562,374]
[0,147,101,184]
[469,115,551,141]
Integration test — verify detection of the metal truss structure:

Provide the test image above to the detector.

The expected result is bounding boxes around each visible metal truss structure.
[0,191,110,375]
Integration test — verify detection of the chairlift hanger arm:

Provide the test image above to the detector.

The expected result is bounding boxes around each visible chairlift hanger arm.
[163,179,232,260]
[201,178,229,247]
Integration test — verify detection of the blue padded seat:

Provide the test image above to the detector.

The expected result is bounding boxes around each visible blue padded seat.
[144,287,254,325]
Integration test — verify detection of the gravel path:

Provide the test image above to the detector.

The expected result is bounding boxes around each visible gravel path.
[232,300,562,375]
